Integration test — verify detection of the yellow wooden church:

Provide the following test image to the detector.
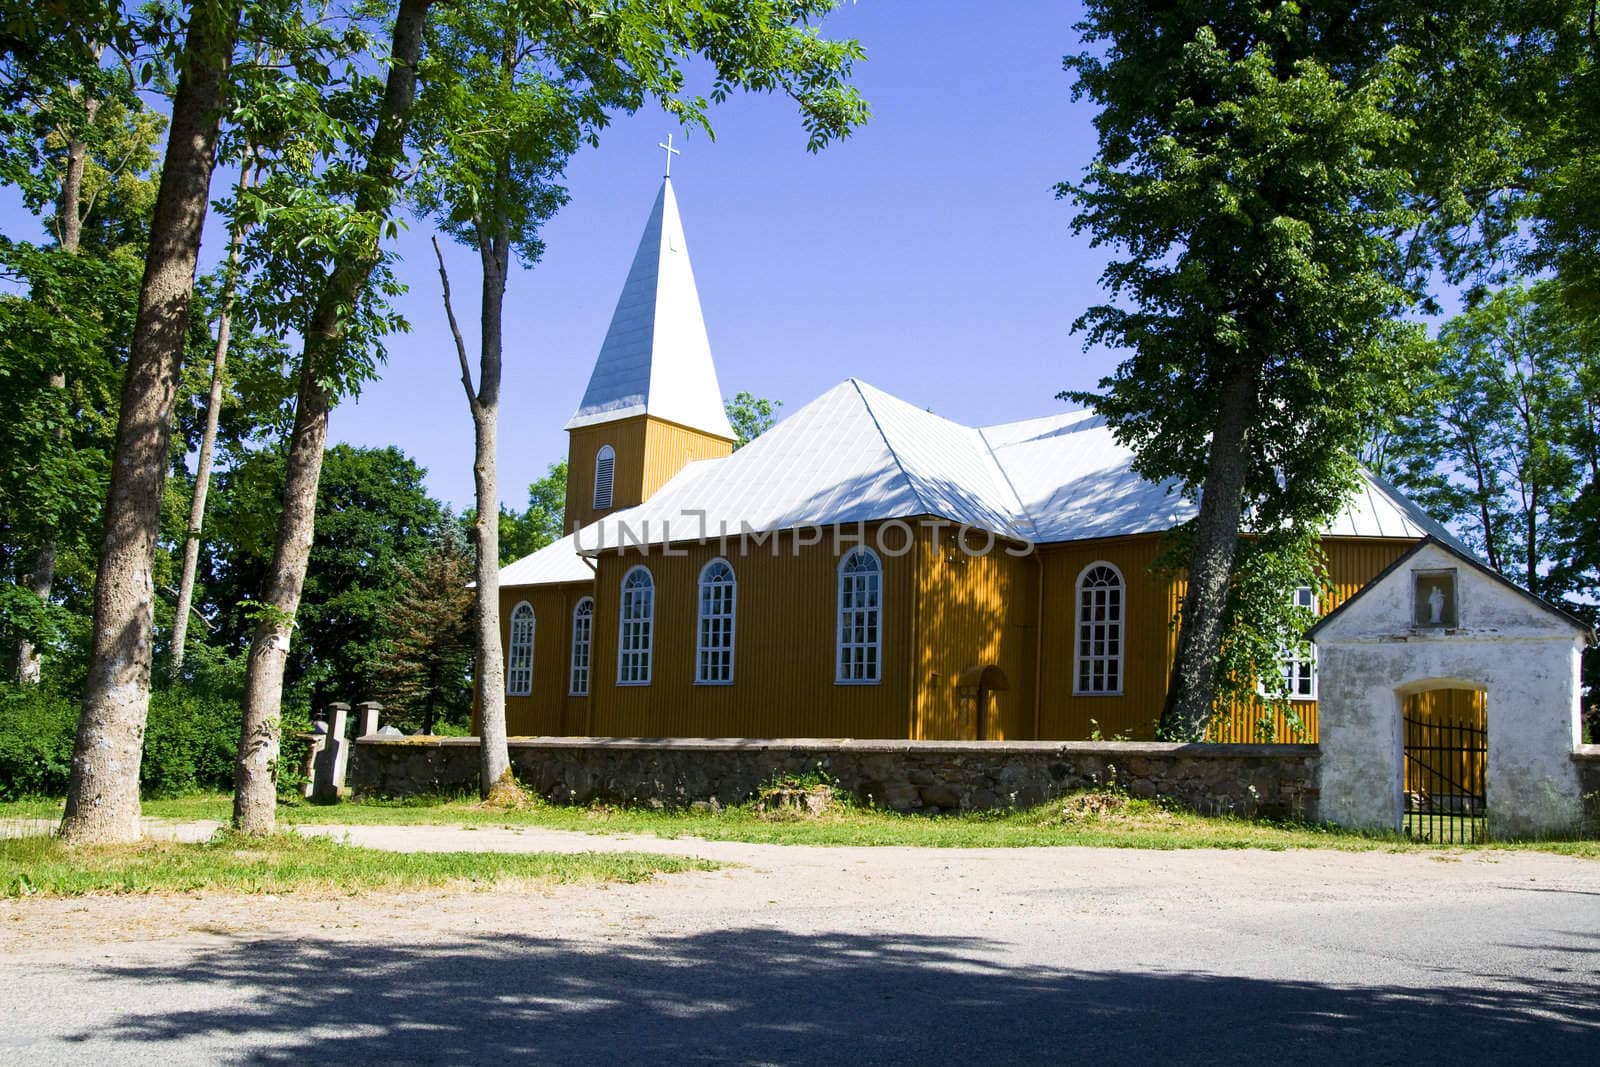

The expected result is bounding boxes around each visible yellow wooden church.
[491,176,1448,744]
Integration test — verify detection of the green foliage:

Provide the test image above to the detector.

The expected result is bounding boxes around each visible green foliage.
[69,789,1600,855]
[0,684,76,798]
[0,831,709,898]
[371,527,475,734]
[498,460,567,564]
[0,3,148,214]
[224,3,403,402]
[0,667,309,800]
[1061,2,1437,732]
[1063,4,1423,525]
[202,444,451,707]
[725,391,781,449]
[1377,283,1585,588]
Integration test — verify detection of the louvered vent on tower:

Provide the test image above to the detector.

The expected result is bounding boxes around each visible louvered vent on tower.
[593,445,615,510]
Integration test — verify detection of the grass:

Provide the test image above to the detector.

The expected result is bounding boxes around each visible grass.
[0,830,715,899]
[5,791,1594,857]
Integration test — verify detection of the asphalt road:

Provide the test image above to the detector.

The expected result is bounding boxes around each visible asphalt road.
[2,831,1597,1064]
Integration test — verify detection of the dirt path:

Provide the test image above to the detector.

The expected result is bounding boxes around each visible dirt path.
[3,827,1597,1063]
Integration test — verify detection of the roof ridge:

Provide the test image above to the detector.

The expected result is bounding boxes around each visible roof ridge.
[849,378,936,519]
[975,425,1037,536]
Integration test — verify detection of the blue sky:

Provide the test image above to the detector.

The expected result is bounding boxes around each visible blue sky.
[383,2,1117,510]
[5,3,1121,512]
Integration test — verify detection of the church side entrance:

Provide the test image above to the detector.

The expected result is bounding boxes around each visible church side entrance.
[1402,687,1488,844]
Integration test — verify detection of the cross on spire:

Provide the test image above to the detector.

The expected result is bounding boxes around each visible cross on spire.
[658,133,681,178]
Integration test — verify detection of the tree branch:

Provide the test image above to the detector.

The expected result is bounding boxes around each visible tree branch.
[432,234,479,410]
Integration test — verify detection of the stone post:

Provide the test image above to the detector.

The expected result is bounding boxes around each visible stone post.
[356,701,383,737]
[311,702,350,804]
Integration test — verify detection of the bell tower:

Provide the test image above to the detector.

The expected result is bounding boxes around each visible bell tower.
[564,172,735,532]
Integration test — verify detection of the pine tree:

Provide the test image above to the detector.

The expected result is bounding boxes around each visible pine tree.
[371,528,474,735]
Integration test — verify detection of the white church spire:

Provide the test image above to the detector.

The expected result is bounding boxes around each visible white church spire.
[565,174,735,440]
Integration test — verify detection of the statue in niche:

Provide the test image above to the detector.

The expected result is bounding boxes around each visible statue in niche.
[1413,570,1458,629]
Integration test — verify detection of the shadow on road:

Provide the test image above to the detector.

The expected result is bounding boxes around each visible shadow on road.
[66,928,1600,1062]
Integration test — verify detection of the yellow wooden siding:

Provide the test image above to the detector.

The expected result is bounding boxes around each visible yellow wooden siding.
[1034,535,1178,741]
[914,532,1038,740]
[1208,538,1416,742]
[490,582,594,736]
[588,525,914,738]
[1033,535,1414,742]
[487,532,1416,742]
[1402,688,1487,795]
[641,416,733,499]
[564,417,649,531]
[564,415,731,532]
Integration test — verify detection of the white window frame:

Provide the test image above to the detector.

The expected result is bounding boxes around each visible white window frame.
[836,547,883,685]
[1073,562,1124,696]
[506,600,535,697]
[1261,585,1319,701]
[617,566,654,686]
[569,597,594,696]
[593,444,616,510]
[695,558,737,685]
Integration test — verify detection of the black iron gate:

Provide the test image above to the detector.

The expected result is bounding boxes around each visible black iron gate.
[1403,702,1488,844]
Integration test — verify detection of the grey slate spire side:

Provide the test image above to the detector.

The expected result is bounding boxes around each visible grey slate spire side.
[565,178,735,440]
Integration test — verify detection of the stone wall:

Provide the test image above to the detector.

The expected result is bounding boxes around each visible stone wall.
[347,737,1320,819]
[1577,747,1600,836]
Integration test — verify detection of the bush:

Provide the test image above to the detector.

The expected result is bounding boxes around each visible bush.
[0,680,313,800]
[0,685,76,799]
[140,687,244,798]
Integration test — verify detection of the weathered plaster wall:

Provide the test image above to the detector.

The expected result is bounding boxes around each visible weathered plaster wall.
[1315,542,1588,839]
[348,736,1319,818]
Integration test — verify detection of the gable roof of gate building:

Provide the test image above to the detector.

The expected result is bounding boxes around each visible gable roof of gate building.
[1307,535,1594,643]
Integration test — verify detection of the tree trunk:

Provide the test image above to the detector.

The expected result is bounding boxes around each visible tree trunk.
[432,222,513,799]
[1526,483,1539,594]
[234,364,332,834]
[232,0,434,835]
[1159,360,1260,741]
[16,543,55,685]
[1464,437,1499,572]
[172,160,255,672]
[472,226,512,797]
[60,1,239,845]
[17,93,97,684]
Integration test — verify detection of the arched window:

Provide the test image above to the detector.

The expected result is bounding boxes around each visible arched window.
[617,566,653,685]
[696,559,736,684]
[593,444,616,510]
[836,547,882,684]
[507,601,535,696]
[569,597,594,696]
[1075,563,1123,695]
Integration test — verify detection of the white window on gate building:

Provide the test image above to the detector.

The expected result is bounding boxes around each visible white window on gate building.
[696,558,736,684]
[837,547,882,684]
[507,600,535,696]
[617,566,654,685]
[569,597,594,695]
[1074,563,1123,695]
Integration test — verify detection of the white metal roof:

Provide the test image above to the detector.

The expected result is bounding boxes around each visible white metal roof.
[564,178,736,440]
[497,531,594,587]
[981,409,1191,542]
[555,379,1457,558]
[575,379,1034,553]
[981,408,1462,547]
